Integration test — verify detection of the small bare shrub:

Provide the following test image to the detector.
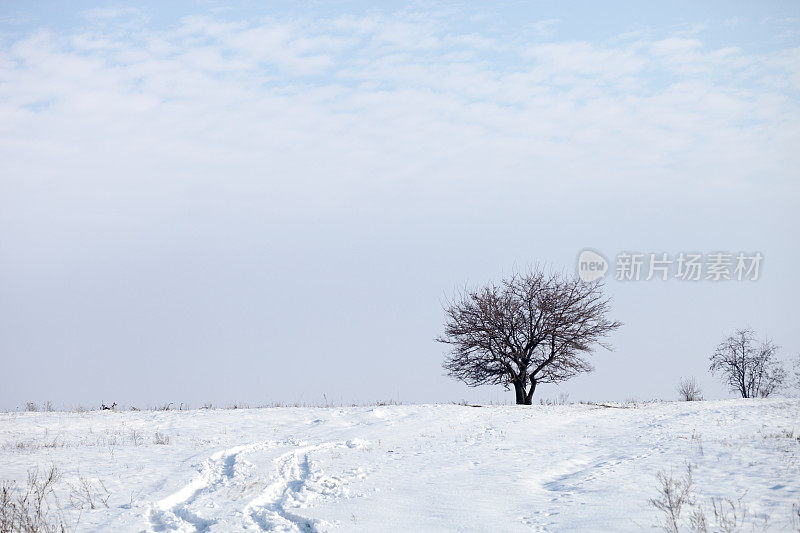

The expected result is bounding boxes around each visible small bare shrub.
[539,392,571,405]
[42,437,61,450]
[759,428,795,440]
[688,504,708,532]
[24,402,38,413]
[792,354,800,392]
[0,465,71,533]
[3,440,37,453]
[67,474,110,510]
[651,466,771,532]
[153,432,170,445]
[690,430,704,457]
[709,496,756,532]
[678,377,703,401]
[129,430,143,446]
[650,464,696,532]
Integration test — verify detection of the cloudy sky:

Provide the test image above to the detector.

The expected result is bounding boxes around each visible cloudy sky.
[1,1,798,409]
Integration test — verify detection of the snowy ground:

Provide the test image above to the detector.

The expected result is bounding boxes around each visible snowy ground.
[1,398,799,532]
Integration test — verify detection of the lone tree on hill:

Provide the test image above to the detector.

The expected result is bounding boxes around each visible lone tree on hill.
[709,328,786,398]
[436,267,622,405]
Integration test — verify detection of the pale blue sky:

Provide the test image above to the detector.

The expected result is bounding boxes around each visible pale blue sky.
[1,1,798,409]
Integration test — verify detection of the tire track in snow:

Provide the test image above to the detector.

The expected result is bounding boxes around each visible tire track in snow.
[147,438,369,532]
[244,440,368,532]
[147,441,279,532]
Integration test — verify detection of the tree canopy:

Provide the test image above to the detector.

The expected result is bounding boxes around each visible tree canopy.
[437,267,622,404]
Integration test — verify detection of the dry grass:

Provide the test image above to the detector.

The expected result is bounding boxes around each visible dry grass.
[650,464,773,532]
[0,466,73,533]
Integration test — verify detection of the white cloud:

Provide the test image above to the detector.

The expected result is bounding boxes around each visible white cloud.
[78,7,142,20]
[524,42,645,81]
[529,18,561,38]
[0,8,798,213]
[650,37,703,57]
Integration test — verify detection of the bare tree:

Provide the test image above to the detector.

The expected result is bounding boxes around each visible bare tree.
[677,377,703,401]
[709,328,786,398]
[436,267,622,405]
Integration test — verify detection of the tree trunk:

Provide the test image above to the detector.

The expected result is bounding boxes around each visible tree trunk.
[513,378,534,405]
[524,378,537,404]
[513,381,528,405]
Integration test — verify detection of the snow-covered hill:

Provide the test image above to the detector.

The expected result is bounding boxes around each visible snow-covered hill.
[1,399,799,531]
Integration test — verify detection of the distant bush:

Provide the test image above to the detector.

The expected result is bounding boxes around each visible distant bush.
[539,393,571,406]
[709,328,786,398]
[677,377,703,402]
